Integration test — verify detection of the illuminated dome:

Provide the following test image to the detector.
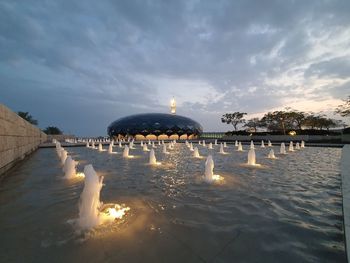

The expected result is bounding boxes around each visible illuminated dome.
[107,113,203,140]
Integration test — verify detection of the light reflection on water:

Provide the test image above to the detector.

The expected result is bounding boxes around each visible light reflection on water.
[0,144,346,263]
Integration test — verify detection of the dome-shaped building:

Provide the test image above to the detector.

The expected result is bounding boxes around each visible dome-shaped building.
[107,113,203,140]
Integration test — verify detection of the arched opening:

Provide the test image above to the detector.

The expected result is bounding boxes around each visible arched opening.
[169,134,179,140]
[179,134,188,140]
[135,134,146,140]
[158,134,169,141]
[145,134,157,140]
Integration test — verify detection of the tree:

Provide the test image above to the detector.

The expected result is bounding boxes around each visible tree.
[287,110,307,130]
[335,96,350,117]
[260,111,292,134]
[43,126,63,135]
[221,112,247,131]
[243,118,261,132]
[17,111,38,125]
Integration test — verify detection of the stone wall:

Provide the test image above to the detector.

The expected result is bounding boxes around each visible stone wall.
[0,104,47,176]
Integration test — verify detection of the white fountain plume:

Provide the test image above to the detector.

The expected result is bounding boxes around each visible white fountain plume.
[140,141,144,146]
[111,140,114,147]
[247,148,257,165]
[268,140,272,147]
[123,145,130,158]
[295,142,300,150]
[92,141,96,149]
[208,143,213,149]
[78,164,103,229]
[98,143,103,152]
[152,141,156,148]
[189,142,194,151]
[219,143,225,154]
[63,156,83,179]
[204,155,222,183]
[268,149,276,159]
[149,149,160,165]
[162,140,164,145]
[250,140,255,149]
[235,140,238,147]
[61,150,68,165]
[261,140,265,148]
[215,139,218,145]
[158,140,161,145]
[108,143,113,154]
[224,142,227,148]
[86,142,90,148]
[185,140,189,146]
[301,141,305,148]
[237,142,243,151]
[203,140,206,147]
[280,143,287,154]
[148,140,151,145]
[199,141,202,145]
[162,144,169,154]
[143,143,150,151]
[289,141,294,152]
[193,147,200,158]
[119,141,122,148]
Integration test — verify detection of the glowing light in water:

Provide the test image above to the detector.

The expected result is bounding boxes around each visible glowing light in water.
[77,165,129,230]
[63,156,83,179]
[204,155,222,183]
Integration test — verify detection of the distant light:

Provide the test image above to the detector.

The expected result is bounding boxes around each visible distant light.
[289,131,296,136]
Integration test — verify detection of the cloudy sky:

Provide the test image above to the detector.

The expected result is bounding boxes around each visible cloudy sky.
[1,0,349,136]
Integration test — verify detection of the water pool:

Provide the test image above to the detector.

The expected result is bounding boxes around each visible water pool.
[0,143,346,262]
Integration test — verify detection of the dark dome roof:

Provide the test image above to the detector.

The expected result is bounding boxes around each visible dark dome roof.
[107,113,203,137]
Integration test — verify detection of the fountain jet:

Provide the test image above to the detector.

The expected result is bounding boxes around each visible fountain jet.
[204,155,222,183]
[280,143,287,154]
[289,141,294,152]
[193,147,201,158]
[268,149,276,159]
[247,148,256,165]
[261,140,265,148]
[149,149,160,165]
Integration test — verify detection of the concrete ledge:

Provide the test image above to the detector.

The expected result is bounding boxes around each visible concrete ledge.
[341,145,350,262]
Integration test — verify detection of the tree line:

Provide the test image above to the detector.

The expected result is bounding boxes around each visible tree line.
[221,96,349,135]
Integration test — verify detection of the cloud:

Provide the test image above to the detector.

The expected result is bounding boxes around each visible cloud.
[0,0,350,135]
